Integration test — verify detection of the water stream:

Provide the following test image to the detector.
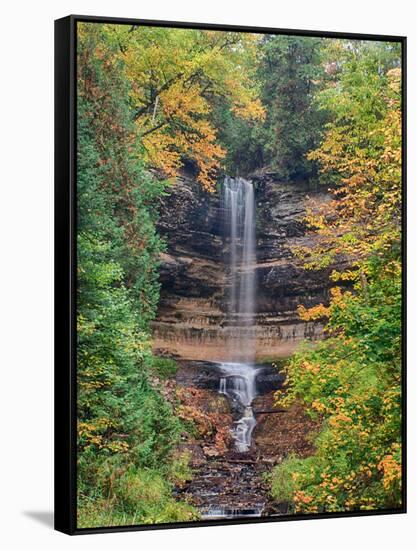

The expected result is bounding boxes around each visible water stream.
[175,358,284,520]
[218,362,258,452]
[222,177,257,453]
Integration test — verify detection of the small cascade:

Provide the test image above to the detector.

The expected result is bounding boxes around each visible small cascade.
[217,361,261,452]
[234,407,257,453]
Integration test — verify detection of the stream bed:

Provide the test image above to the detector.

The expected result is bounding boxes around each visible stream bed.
[175,360,287,519]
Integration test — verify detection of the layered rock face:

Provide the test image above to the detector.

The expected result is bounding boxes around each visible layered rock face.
[151,171,335,361]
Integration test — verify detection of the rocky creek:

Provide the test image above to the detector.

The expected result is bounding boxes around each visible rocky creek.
[174,360,318,519]
[175,360,283,518]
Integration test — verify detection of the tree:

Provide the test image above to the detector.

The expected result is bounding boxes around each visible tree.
[104,24,265,190]
[259,35,327,180]
[271,41,402,513]
[76,23,196,527]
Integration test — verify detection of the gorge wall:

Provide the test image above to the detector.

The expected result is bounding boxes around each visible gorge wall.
[151,171,338,361]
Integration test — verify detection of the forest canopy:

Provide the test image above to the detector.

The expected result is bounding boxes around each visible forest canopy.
[79,24,265,191]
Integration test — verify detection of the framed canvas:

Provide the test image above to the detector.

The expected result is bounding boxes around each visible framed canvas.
[55,14,407,535]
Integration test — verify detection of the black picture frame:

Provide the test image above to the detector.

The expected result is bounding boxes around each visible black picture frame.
[54,14,407,535]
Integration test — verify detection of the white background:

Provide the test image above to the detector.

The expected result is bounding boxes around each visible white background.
[1,0,414,548]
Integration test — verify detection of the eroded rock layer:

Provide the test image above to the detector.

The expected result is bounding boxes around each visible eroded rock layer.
[151,171,337,360]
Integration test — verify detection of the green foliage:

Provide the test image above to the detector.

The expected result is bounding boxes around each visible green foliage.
[259,36,328,180]
[151,356,179,379]
[81,23,265,191]
[77,27,167,326]
[271,456,308,503]
[214,107,266,175]
[76,24,197,527]
[273,254,402,513]
[217,35,327,179]
[271,40,402,514]
[76,23,402,525]
[78,467,198,528]
[166,450,194,486]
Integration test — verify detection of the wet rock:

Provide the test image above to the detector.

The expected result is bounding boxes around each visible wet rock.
[176,361,223,390]
[255,370,285,393]
[152,170,345,360]
[203,447,221,458]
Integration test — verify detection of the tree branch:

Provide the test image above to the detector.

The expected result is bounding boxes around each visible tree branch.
[141,121,167,137]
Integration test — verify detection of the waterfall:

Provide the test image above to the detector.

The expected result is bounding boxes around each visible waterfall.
[219,377,227,395]
[219,177,258,453]
[223,176,256,362]
[217,362,258,452]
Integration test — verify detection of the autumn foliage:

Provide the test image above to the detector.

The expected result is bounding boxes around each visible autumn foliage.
[88,24,265,191]
[272,41,402,514]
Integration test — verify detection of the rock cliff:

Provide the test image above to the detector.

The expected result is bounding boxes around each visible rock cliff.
[151,171,339,360]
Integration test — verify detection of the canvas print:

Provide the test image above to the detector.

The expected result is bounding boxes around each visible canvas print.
[76,21,403,528]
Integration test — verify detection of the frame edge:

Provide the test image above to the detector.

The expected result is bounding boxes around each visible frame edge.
[54,15,77,535]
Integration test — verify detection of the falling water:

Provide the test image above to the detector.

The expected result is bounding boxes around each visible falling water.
[217,362,259,452]
[223,176,256,362]
[220,177,258,453]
